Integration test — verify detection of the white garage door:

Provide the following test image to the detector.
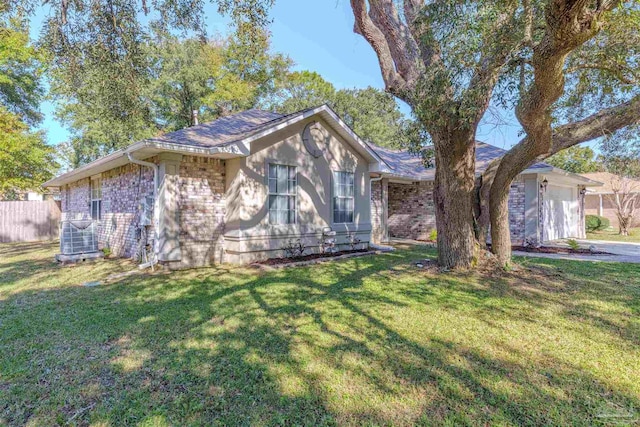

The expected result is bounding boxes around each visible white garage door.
[543,185,579,241]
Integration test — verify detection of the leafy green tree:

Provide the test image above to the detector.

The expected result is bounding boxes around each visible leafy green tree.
[10,0,275,166]
[269,72,408,148]
[0,15,57,195]
[0,16,42,124]
[546,145,601,173]
[147,31,291,131]
[268,71,337,114]
[333,87,408,148]
[0,108,58,197]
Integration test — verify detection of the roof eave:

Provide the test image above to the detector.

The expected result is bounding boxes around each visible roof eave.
[546,167,604,186]
[42,140,248,188]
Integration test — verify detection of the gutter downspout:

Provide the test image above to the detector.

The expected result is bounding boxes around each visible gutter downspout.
[370,175,383,198]
[126,152,159,267]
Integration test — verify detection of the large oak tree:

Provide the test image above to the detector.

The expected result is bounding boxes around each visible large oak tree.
[349,0,640,268]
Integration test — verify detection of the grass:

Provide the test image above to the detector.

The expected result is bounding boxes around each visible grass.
[1,242,639,426]
[587,227,640,243]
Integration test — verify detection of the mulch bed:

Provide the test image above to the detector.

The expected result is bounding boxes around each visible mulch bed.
[511,246,610,255]
[257,249,370,266]
[416,240,610,255]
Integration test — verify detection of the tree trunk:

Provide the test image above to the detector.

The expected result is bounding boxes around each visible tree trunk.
[475,161,499,249]
[489,175,513,266]
[489,138,546,266]
[433,133,477,269]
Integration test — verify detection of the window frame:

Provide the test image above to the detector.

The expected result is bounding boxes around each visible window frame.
[332,170,355,225]
[267,162,298,226]
[90,176,102,221]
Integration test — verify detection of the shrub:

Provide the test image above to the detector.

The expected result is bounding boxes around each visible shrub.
[281,239,306,259]
[428,229,437,242]
[101,246,112,258]
[585,215,610,232]
[567,239,580,251]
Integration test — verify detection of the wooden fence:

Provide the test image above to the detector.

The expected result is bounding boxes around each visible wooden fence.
[0,200,61,243]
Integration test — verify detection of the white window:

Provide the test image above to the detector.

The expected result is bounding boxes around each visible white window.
[333,171,354,223]
[268,164,297,225]
[90,177,102,221]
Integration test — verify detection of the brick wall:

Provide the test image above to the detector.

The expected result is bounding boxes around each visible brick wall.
[378,178,526,244]
[387,181,436,240]
[507,177,526,244]
[61,178,91,221]
[174,156,226,268]
[60,155,226,267]
[60,162,155,257]
[101,163,155,257]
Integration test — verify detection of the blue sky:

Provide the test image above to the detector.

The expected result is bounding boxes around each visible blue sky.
[31,0,524,150]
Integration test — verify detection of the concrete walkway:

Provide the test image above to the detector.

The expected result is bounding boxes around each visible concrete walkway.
[517,239,640,263]
[512,251,640,263]
[389,237,640,264]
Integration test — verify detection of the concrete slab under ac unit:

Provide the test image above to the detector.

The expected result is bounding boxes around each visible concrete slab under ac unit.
[55,252,104,263]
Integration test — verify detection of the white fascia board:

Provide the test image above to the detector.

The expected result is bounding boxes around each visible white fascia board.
[541,167,604,186]
[368,162,394,174]
[42,148,130,188]
[42,140,248,188]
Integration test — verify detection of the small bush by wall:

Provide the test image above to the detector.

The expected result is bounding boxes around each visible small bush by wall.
[586,215,610,232]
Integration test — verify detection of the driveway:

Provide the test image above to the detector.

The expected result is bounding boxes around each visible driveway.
[578,239,640,257]
[514,239,640,264]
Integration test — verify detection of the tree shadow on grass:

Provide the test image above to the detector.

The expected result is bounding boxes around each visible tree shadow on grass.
[1,249,639,426]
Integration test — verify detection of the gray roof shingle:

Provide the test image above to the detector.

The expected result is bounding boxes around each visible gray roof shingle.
[370,141,552,180]
[146,109,285,148]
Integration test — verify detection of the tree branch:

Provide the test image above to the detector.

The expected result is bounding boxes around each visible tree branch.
[350,0,410,97]
[367,0,421,88]
[548,95,640,154]
[462,2,522,126]
[565,63,638,85]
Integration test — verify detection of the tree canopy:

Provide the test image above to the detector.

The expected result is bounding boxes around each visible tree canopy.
[269,71,409,148]
[546,145,601,174]
[0,16,57,197]
[55,30,291,167]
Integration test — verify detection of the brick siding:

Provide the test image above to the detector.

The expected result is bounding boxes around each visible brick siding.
[508,178,526,243]
[174,156,226,268]
[60,155,226,265]
[387,181,436,240]
[373,177,526,244]
[61,162,155,257]
[101,163,155,257]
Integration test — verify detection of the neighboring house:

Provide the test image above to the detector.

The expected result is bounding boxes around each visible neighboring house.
[43,105,601,268]
[581,172,640,228]
[0,190,59,201]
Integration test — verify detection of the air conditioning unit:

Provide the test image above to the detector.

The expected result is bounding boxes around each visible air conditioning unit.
[60,220,99,255]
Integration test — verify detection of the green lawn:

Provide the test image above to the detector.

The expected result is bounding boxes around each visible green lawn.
[1,242,639,426]
[587,227,640,243]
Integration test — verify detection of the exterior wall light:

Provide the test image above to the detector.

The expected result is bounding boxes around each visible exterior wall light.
[540,178,548,192]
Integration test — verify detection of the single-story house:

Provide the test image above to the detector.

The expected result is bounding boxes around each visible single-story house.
[43,105,601,267]
[581,171,640,228]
